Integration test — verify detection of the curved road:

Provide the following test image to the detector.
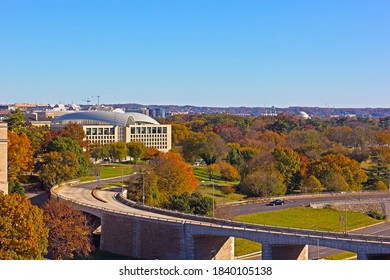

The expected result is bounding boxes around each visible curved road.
[56,178,390,260]
[228,192,390,217]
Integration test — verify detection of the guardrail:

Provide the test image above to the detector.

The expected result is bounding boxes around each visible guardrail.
[51,180,390,246]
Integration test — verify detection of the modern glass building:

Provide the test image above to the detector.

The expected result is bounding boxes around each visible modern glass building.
[52,111,171,153]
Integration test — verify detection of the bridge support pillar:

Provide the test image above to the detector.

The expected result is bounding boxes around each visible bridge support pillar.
[262,243,308,260]
[191,235,234,260]
[357,252,368,260]
[184,228,195,260]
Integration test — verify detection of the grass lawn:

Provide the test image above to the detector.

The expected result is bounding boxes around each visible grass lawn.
[80,164,134,182]
[235,207,379,232]
[234,207,379,258]
[194,167,245,203]
[193,167,240,186]
[324,252,356,260]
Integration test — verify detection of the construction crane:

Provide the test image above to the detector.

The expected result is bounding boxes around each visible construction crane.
[92,95,101,105]
[82,98,91,105]
[92,94,112,105]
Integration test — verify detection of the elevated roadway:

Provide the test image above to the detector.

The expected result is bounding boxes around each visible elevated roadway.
[54,178,390,260]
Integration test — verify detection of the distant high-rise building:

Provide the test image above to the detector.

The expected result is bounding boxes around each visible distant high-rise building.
[150,108,166,118]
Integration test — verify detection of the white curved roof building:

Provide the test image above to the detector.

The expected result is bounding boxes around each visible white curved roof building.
[53,111,160,126]
[52,111,171,153]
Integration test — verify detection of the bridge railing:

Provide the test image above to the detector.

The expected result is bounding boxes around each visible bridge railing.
[113,193,390,244]
[51,181,390,246]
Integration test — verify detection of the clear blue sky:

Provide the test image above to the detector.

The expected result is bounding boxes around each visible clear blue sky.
[0,0,389,107]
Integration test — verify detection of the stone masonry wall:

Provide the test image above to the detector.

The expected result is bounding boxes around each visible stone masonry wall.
[100,212,186,259]
[0,123,8,195]
[311,201,387,216]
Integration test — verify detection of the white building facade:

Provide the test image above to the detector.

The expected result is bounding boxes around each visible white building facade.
[52,111,171,153]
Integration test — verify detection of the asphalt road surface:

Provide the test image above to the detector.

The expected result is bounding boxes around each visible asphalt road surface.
[35,178,390,260]
[229,192,390,260]
[228,192,390,217]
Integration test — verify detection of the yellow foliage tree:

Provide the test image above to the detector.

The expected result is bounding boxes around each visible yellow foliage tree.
[0,193,48,259]
[7,131,34,184]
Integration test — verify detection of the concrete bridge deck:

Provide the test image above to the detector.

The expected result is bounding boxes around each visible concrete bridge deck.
[52,178,390,260]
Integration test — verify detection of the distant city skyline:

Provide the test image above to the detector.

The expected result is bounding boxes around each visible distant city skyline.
[0,0,389,108]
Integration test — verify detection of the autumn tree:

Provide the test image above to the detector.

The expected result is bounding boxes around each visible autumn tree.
[4,108,27,133]
[218,162,239,181]
[127,141,146,162]
[148,152,198,206]
[181,132,205,164]
[374,181,388,191]
[47,136,89,176]
[301,175,323,193]
[266,113,299,134]
[286,130,323,160]
[39,151,79,188]
[198,132,227,165]
[375,130,390,146]
[307,153,367,192]
[240,168,286,197]
[167,192,213,215]
[226,144,244,166]
[364,153,390,190]
[0,193,48,259]
[325,126,353,147]
[257,130,286,152]
[88,142,109,162]
[171,123,191,146]
[7,131,34,185]
[206,164,220,180]
[59,122,88,148]
[43,199,92,260]
[25,124,50,157]
[273,147,301,193]
[143,147,162,160]
[216,126,244,143]
[108,141,128,162]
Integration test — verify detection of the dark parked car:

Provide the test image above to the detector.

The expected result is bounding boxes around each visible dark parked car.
[267,199,285,206]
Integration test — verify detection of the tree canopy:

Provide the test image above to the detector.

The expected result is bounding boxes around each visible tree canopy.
[43,199,92,260]
[0,193,48,259]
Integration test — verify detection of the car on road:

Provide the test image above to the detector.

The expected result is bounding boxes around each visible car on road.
[267,199,285,206]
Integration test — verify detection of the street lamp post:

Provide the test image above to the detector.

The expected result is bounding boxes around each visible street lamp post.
[141,171,150,205]
[212,180,215,218]
[202,180,215,218]
[142,172,145,205]
[341,192,348,234]
[113,165,125,194]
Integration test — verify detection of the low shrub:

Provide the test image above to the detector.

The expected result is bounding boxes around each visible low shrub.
[367,210,387,220]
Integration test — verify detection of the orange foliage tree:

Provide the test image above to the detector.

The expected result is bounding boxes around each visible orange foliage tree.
[307,153,367,192]
[59,122,88,148]
[219,162,239,181]
[7,131,34,185]
[43,199,93,260]
[150,152,198,206]
[0,193,48,259]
